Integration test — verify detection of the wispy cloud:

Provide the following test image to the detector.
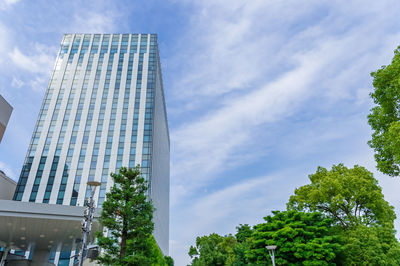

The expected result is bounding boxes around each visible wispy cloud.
[172,47,325,190]
[11,76,24,88]
[3,2,122,94]
[8,44,57,92]
[0,0,20,10]
[8,45,55,74]
[170,0,400,199]
[0,23,10,65]
[170,167,308,265]
[69,11,119,33]
[169,1,400,264]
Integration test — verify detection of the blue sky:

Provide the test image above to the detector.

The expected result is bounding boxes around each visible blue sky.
[1,0,400,265]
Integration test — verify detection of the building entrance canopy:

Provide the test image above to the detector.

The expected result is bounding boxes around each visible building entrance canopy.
[0,200,101,252]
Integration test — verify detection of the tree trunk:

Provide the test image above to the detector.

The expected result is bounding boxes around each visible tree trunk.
[120,220,127,259]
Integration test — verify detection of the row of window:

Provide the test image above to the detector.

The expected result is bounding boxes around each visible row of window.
[141,41,157,189]
[69,37,102,205]
[14,34,158,205]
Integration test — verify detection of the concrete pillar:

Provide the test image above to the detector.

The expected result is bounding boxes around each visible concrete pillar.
[24,243,33,260]
[0,247,10,266]
[54,242,62,265]
[31,249,50,266]
[69,240,77,266]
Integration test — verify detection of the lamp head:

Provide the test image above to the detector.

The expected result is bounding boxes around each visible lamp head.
[266,245,277,251]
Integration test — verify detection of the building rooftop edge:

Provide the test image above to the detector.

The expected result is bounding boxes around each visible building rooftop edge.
[0,199,100,218]
[0,94,13,110]
[0,171,16,185]
[62,33,158,35]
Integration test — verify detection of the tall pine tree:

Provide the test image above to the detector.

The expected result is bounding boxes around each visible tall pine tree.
[96,166,155,265]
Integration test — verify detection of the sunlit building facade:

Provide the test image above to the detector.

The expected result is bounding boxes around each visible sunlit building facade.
[12,34,170,258]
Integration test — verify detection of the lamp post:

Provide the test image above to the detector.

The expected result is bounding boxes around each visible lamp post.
[266,245,277,266]
[78,181,101,266]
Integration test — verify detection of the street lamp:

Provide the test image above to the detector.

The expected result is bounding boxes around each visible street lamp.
[266,245,277,266]
[78,181,101,266]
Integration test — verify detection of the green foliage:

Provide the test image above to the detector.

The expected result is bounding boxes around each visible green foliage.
[288,164,396,228]
[368,46,400,176]
[235,224,252,243]
[338,225,400,266]
[188,233,237,266]
[164,255,174,266]
[123,236,170,266]
[288,164,400,265]
[189,163,400,265]
[96,166,156,265]
[232,224,253,266]
[231,241,252,266]
[248,210,341,265]
[188,212,341,266]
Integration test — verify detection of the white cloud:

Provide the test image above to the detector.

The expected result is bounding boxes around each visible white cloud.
[169,1,400,265]
[0,0,20,10]
[7,43,56,92]
[0,23,10,65]
[43,1,123,34]
[170,0,400,194]
[29,76,47,92]
[8,46,55,75]
[170,167,308,265]
[11,77,24,88]
[171,29,383,199]
[69,11,119,33]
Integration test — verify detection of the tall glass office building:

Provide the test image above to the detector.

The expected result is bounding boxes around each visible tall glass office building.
[12,34,170,255]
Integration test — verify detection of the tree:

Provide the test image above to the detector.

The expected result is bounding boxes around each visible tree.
[288,164,396,229]
[188,226,254,266]
[96,166,155,265]
[188,233,237,266]
[235,224,252,243]
[248,210,341,265]
[338,225,400,266]
[232,224,253,266]
[288,164,400,265]
[368,46,400,176]
[123,235,171,266]
[164,255,174,266]
[188,212,340,266]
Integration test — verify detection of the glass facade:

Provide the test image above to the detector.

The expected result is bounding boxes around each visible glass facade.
[14,34,166,201]
[12,33,170,257]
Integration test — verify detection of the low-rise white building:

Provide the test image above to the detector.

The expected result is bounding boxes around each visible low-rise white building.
[0,170,16,200]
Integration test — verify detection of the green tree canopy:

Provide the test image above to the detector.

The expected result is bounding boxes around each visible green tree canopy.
[96,166,156,265]
[368,46,400,176]
[124,235,172,266]
[164,255,174,266]
[338,225,400,266]
[288,164,395,228]
[248,210,341,265]
[188,233,237,266]
[235,224,253,243]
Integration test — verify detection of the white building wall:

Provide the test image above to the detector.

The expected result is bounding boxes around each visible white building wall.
[0,171,16,200]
